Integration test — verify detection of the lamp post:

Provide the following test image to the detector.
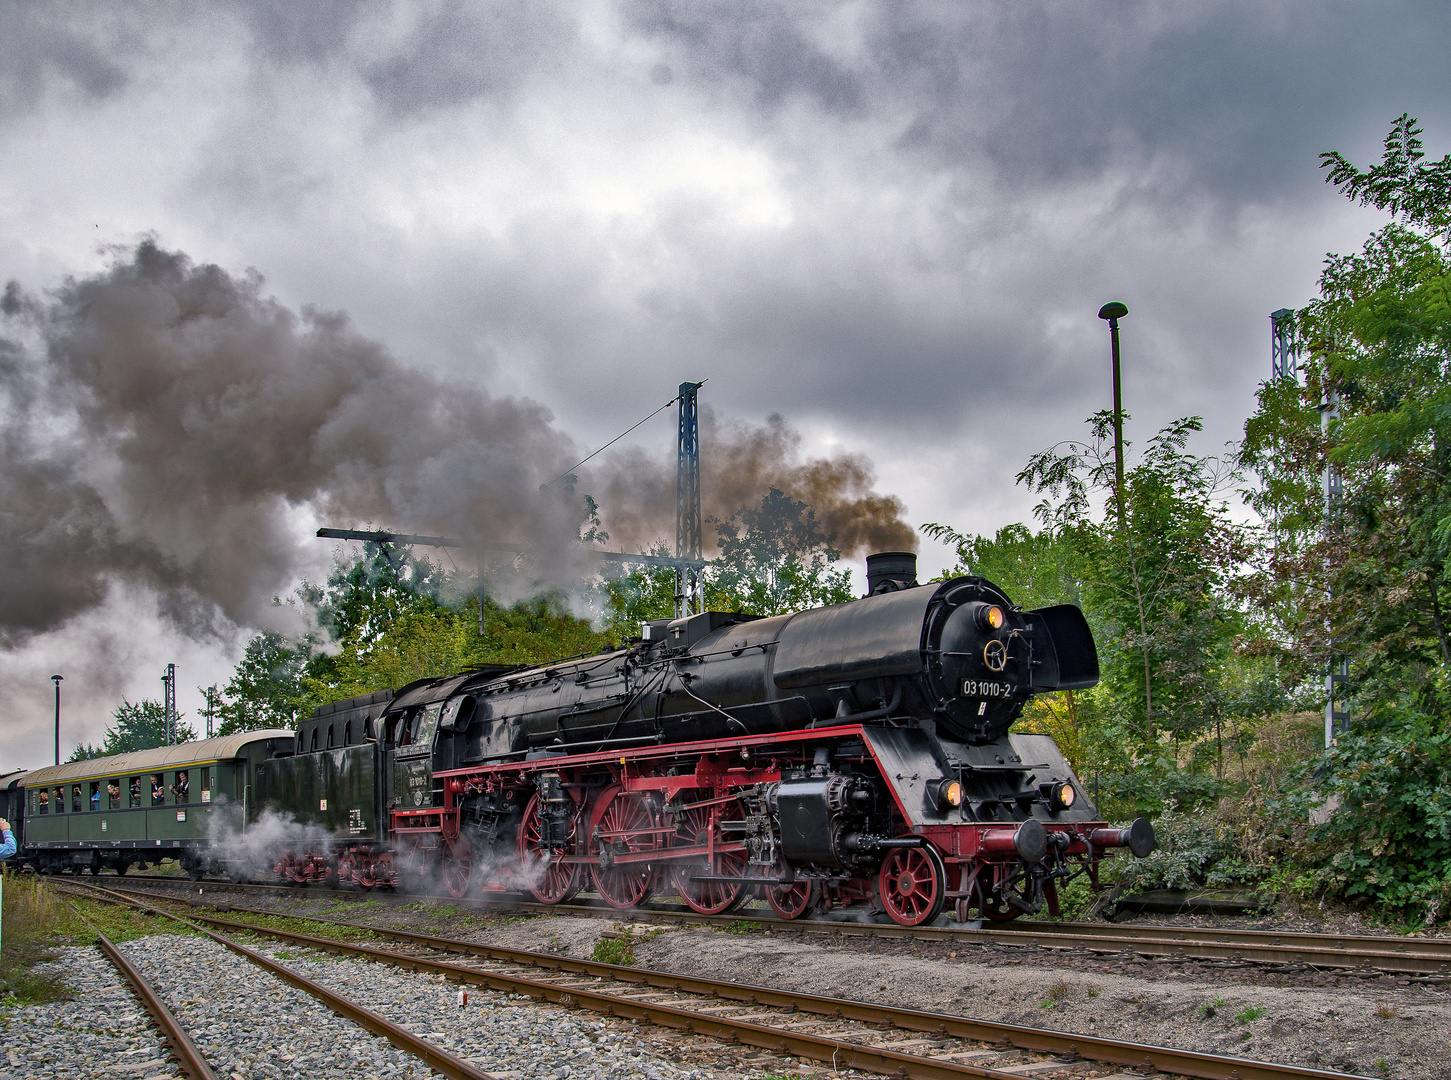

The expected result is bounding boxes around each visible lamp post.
[1097,302,1129,528]
[51,675,63,765]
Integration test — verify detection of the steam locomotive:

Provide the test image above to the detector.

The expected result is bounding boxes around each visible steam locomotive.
[11,551,1153,925]
[264,551,1153,925]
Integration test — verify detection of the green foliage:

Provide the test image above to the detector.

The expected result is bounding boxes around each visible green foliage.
[216,631,313,735]
[0,873,67,1005]
[1302,714,1451,920]
[589,930,639,966]
[1110,806,1261,892]
[1235,1006,1267,1024]
[707,488,854,616]
[1233,115,1451,921]
[69,698,194,760]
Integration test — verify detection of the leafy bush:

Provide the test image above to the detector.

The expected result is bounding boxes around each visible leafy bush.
[1300,718,1451,922]
[1111,806,1265,892]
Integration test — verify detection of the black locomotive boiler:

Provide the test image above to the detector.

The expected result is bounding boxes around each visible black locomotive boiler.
[260,552,1153,925]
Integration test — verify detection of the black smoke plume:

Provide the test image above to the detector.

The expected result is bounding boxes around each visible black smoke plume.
[0,240,914,645]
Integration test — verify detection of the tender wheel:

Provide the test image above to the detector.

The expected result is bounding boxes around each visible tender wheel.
[519,794,582,904]
[442,834,473,898]
[670,799,749,915]
[115,861,129,877]
[766,868,816,920]
[879,845,947,927]
[590,787,658,909]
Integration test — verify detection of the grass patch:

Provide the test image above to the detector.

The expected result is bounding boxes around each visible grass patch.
[1198,996,1225,1019]
[1376,1003,1398,1019]
[590,934,638,966]
[589,925,663,967]
[720,919,765,935]
[1235,1006,1266,1024]
[1,873,69,1005]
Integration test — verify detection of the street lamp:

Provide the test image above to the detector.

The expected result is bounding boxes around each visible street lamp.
[51,674,63,765]
[1097,301,1129,528]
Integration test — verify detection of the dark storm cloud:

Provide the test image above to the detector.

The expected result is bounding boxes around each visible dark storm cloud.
[235,0,576,113]
[0,2,131,114]
[625,0,863,115]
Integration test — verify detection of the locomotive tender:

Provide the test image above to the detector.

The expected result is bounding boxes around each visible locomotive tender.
[263,551,1153,925]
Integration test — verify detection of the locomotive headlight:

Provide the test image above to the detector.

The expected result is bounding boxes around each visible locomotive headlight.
[975,604,1006,632]
[1042,781,1075,812]
[927,777,964,811]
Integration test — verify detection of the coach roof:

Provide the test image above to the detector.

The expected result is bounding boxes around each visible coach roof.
[23,730,294,787]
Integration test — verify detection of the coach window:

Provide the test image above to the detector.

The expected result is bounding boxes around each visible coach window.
[129,777,141,807]
[72,785,82,813]
[107,780,120,809]
[200,767,210,794]
[172,771,190,804]
[151,774,165,805]
[54,787,65,814]
[35,789,45,815]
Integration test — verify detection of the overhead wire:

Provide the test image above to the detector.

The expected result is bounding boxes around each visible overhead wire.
[540,379,706,490]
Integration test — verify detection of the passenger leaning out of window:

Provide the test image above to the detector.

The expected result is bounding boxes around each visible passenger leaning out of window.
[108,781,120,809]
[170,771,190,804]
[151,775,165,805]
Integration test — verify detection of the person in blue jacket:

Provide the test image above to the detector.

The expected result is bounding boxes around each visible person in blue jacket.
[0,818,15,860]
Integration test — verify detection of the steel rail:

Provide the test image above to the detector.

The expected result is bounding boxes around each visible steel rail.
[78,882,1374,1080]
[60,884,495,1080]
[112,873,1451,976]
[66,904,218,1080]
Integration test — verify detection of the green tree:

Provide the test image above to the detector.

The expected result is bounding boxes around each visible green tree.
[707,488,854,616]
[1021,413,1247,753]
[216,632,313,735]
[69,699,195,760]
[1242,114,1451,714]
[1234,115,1451,921]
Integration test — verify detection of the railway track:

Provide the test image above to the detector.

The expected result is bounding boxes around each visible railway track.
[112,871,1451,978]
[65,903,218,1080]
[59,882,499,1080]
[68,880,1375,1080]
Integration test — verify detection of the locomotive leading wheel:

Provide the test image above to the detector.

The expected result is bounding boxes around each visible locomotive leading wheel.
[878,845,947,927]
[670,800,749,915]
[519,793,582,904]
[590,787,658,909]
[765,867,817,920]
[442,834,473,898]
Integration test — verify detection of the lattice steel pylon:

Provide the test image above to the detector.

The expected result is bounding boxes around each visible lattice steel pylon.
[676,381,704,617]
[161,663,176,746]
[1274,307,1350,746]
[1271,308,1298,382]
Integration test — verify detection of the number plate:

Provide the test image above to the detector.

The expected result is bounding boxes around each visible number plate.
[962,679,1013,699]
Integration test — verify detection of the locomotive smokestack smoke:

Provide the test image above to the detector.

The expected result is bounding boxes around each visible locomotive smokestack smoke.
[593,411,917,558]
[0,240,588,643]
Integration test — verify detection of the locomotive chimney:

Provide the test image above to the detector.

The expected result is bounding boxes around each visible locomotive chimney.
[865,551,918,596]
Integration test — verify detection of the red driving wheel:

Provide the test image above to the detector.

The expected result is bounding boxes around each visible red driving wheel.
[878,845,948,927]
[518,793,582,904]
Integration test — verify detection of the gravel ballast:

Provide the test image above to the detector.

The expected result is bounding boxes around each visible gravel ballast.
[0,944,173,1080]
[0,932,821,1079]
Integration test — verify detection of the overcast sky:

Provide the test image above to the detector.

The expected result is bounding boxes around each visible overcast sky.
[2,0,1448,765]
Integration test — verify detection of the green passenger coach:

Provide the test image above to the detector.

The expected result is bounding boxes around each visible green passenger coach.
[21,730,294,878]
